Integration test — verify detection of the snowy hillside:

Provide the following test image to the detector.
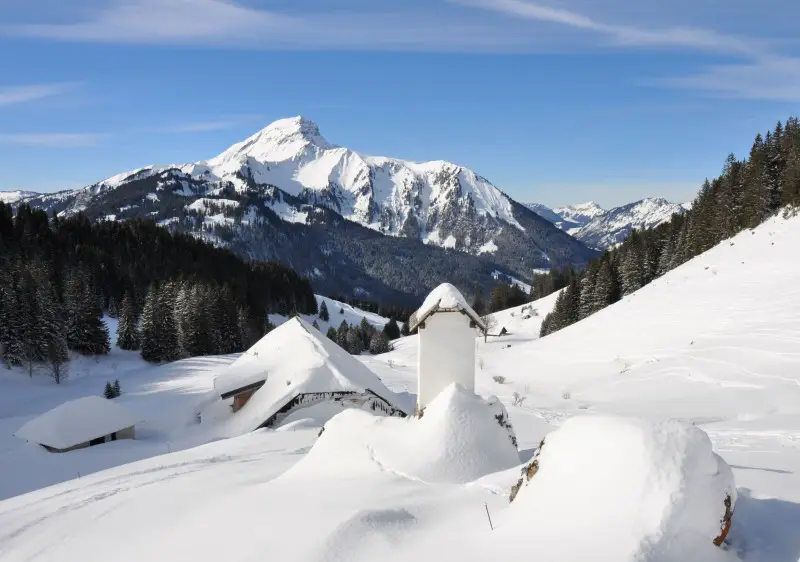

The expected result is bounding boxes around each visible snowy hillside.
[2,212,800,561]
[0,190,38,204]
[528,197,687,248]
[0,295,389,500]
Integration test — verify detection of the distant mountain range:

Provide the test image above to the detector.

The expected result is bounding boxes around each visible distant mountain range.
[526,198,689,249]
[1,117,596,304]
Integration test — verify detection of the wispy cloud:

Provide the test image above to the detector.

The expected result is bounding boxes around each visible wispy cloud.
[0,82,80,107]
[0,0,527,51]
[453,0,800,102]
[153,115,264,134]
[4,0,800,101]
[451,0,760,55]
[7,0,285,45]
[0,133,105,148]
[659,57,800,103]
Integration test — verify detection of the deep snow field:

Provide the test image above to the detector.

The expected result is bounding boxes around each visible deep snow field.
[1,213,800,561]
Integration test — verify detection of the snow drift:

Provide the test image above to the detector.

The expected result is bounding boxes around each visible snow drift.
[289,384,520,484]
[499,415,736,562]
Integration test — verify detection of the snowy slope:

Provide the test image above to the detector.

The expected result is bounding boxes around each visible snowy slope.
[0,190,39,204]
[2,213,800,561]
[0,296,389,500]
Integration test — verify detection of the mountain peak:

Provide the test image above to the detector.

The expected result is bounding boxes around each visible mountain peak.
[262,116,322,139]
[208,116,332,168]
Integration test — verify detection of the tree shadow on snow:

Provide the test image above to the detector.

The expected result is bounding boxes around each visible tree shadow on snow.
[731,489,800,562]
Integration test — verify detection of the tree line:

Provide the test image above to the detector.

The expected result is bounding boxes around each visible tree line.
[539,117,800,337]
[0,205,317,379]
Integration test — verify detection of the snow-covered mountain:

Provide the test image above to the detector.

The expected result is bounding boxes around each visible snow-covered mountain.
[0,190,38,204]
[527,197,687,249]
[574,197,687,248]
[12,117,596,302]
[553,201,606,230]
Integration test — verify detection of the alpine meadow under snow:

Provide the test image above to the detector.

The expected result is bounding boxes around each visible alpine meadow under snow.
[1,210,800,562]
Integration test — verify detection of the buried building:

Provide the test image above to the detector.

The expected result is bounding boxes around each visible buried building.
[213,317,407,435]
[409,283,486,413]
[15,396,139,453]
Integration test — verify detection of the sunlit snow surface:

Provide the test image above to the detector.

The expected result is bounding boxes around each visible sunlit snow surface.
[2,213,800,561]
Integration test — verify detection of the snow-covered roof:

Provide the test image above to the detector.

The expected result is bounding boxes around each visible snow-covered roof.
[15,396,140,450]
[214,318,404,435]
[409,283,485,331]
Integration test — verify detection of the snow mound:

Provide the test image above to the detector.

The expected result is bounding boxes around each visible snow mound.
[410,283,484,330]
[502,415,736,562]
[15,396,140,451]
[215,318,404,435]
[291,384,520,484]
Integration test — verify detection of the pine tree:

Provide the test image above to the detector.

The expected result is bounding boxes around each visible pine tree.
[237,304,259,350]
[117,292,140,351]
[42,280,69,384]
[369,332,391,354]
[345,329,364,355]
[400,322,410,337]
[383,318,401,340]
[578,263,597,319]
[326,327,337,341]
[64,269,110,356]
[140,284,161,362]
[312,319,320,330]
[336,320,349,348]
[104,381,115,399]
[113,379,121,397]
[472,287,487,316]
[318,301,330,322]
[158,281,180,362]
[107,295,119,319]
[592,260,615,311]
[619,245,643,296]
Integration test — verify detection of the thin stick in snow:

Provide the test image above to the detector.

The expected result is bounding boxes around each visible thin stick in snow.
[484,502,494,531]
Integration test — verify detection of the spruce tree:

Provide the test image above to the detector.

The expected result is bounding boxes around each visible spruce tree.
[472,287,487,316]
[312,319,320,330]
[117,292,140,351]
[369,332,391,354]
[157,282,180,361]
[336,320,349,348]
[383,318,401,340]
[326,327,337,341]
[592,260,615,311]
[578,264,597,320]
[107,295,119,319]
[140,284,161,362]
[400,321,410,337]
[237,305,259,350]
[113,379,121,397]
[345,329,364,355]
[318,301,329,322]
[64,269,110,356]
[104,381,115,399]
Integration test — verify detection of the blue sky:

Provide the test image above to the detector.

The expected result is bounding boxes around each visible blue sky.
[1,0,799,208]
